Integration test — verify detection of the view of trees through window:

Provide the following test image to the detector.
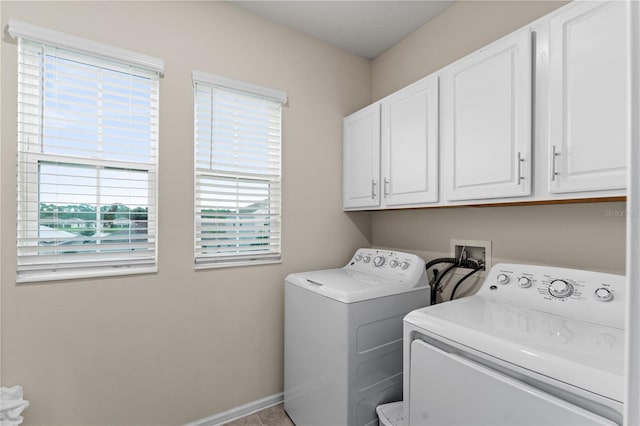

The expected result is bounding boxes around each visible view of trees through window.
[35,163,152,250]
[38,202,150,252]
[39,203,148,237]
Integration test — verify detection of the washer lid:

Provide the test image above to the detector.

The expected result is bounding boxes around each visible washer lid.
[285,268,426,303]
[404,296,625,403]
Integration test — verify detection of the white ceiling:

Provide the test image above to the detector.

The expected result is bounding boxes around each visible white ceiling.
[229,1,455,59]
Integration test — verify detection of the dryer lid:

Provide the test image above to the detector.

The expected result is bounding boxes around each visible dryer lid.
[285,268,427,303]
[404,296,625,403]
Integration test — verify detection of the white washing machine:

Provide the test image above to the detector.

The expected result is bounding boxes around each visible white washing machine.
[284,248,429,426]
[403,263,625,425]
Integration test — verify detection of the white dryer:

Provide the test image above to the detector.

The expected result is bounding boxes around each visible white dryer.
[404,263,625,425]
[284,248,429,426]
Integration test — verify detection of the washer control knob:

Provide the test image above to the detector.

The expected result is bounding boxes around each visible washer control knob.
[400,261,410,270]
[373,256,385,267]
[549,279,573,298]
[389,260,399,268]
[354,255,363,262]
[496,274,510,285]
[595,287,613,302]
[363,256,371,263]
[518,277,532,288]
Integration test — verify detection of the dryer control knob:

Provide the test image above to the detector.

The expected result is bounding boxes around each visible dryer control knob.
[549,279,573,298]
[354,255,363,262]
[400,261,410,270]
[497,274,510,284]
[363,256,371,263]
[518,277,532,288]
[373,256,385,267]
[389,260,399,268]
[595,287,613,302]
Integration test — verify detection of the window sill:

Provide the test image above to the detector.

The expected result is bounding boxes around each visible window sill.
[16,265,158,284]
[194,258,282,270]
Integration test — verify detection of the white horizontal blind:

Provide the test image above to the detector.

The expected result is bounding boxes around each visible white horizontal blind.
[16,38,160,282]
[193,75,284,267]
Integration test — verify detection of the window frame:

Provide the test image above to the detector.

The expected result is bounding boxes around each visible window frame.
[10,20,164,283]
[192,70,286,269]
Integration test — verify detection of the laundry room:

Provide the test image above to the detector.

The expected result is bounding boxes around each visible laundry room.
[0,1,637,426]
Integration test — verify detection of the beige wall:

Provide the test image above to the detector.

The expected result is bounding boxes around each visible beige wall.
[373,200,626,270]
[0,2,371,424]
[370,0,626,283]
[373,201,627,301]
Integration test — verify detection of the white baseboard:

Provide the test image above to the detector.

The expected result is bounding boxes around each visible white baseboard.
[184,392,284,426]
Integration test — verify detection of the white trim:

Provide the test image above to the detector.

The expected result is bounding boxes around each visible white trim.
[7,19,164,75]
[194,258,282,270]
[17,266,158,284]
[192,70,287,103]
[625,0,640,423]
[183,392,284,426]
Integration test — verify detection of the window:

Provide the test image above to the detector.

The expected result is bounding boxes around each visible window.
[192,71,286,268]
[10,20,164,282]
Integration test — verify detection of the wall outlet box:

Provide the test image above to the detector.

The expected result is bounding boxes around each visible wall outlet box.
[450,239,492,276]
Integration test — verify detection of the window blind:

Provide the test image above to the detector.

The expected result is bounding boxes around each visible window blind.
[15,37,161,283]
[193,72,285,268]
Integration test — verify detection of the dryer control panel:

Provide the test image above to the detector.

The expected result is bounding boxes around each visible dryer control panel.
[346,248,426,286]
[477,263,626,329]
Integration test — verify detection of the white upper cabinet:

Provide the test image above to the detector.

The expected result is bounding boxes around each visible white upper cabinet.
[343,75,439,210]
[381,75,439,206]
[442,28,532,202]
[547,1,629,194]
[342,0,629,211]
[343,104,381,209]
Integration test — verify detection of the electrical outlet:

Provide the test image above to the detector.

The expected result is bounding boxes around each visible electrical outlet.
[450,239,492,275]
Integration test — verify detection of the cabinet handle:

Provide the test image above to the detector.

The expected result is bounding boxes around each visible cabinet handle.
[551,145,560,181]
[371,179,377,199]
[384,178,390,198]
[517,152,525,185]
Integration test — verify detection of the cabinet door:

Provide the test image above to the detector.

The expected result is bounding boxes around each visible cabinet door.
[442,28,532,201]
[381,76,439,206]
[548,1,628,194]
[343,104,381,209]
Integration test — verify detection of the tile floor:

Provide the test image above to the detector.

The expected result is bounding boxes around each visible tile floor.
[223,403,295,426]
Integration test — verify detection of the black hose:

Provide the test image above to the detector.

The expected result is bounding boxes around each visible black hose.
[432,264,458,304]
[425,257,483,304]
[431,268,439,288]
[425,257,458,270]
[425,258,458,304]
[449,265,484,301]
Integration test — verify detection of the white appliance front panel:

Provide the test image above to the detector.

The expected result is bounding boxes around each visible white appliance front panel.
[404,297,624,403]
[285,283,349,426]
[285,281,431,426]
[409,340,616,426]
